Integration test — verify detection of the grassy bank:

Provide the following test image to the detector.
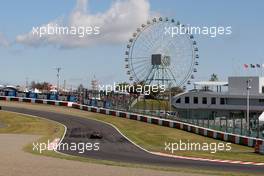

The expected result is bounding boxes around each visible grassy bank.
[132,99,169,110]
[1,101,263,164]
[1,109,241,176]
[0,111,64,156]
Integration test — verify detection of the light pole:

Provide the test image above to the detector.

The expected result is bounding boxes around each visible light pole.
[246,79,252,134]
[55,67,62,94]
[25,77,29,91]
[168,83,172,114]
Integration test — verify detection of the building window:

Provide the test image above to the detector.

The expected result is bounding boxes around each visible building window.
[262,86,264,93]
[202,97,207,104]
[220,98,226,105]
[193,97,198,104]
[176,98,181,103]
[185,97,190,104]
[211,97,216,104]
[259,99,264,104]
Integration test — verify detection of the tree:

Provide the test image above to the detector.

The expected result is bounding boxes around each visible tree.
[30,81,36,89]
[170,86,184,96]
[30,81,50,91]
[77,84,84,93]
[210,73,219,81]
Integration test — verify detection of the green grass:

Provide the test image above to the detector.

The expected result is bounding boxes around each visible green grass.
[0,111,61,135]
[133,99,169,110]
[0,110,241,176]
[1,101,263,163]
[0,111,128,164]
[0,111,64,156]
[0,102,264,176]
[81,113,263,162]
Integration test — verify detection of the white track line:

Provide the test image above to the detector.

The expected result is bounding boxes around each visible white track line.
[1,110,71,157]
[3,110,264,166]
[89,117,264,167]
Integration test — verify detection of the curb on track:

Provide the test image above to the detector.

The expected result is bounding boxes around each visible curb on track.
[3,109,264,167]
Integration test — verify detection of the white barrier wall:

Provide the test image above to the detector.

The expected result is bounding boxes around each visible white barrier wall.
[0,96,263,149]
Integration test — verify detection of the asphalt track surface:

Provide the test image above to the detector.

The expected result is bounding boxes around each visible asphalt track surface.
[3,106,264,173]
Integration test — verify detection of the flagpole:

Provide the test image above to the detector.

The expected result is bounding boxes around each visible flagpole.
[244,64,249,76]
[262,63,264,77]
[260,59,263,77]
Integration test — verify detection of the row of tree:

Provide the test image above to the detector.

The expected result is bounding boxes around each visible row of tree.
[30,81,51,91]
[29,73,219,95]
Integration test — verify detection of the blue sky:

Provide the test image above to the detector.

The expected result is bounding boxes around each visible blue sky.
[0,0,264,88]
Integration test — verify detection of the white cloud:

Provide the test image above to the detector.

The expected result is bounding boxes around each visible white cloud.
[0,33,10,47]
[16,0,151,48]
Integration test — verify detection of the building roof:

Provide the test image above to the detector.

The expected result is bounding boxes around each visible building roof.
[194,81,228,86]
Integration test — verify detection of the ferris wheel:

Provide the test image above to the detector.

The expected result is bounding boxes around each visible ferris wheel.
[124,17,199,88]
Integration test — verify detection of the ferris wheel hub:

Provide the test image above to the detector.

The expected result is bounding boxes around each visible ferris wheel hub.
[151,54,170,67]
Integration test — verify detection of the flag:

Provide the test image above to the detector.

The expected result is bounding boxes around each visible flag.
[250,64,255,68]
[244,64,249,68]
[256,64,261,68]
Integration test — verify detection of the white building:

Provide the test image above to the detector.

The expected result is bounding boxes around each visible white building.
[172,76,264,120]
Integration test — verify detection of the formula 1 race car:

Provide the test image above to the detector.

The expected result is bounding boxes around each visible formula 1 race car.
[90,131,103,139]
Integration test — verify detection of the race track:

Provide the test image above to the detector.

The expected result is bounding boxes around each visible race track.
[2,106,264,174]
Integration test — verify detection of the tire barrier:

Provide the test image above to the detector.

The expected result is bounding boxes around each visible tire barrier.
[0,96,263,148]
[255,141,264,154]
[0,96,73,107]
